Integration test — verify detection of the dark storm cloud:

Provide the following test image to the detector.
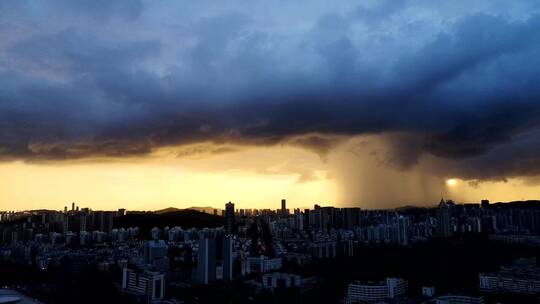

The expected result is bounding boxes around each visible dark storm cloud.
[2,0,540,182]
[426,128,540,182]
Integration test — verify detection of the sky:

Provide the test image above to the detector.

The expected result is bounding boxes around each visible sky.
[2,0,540,210]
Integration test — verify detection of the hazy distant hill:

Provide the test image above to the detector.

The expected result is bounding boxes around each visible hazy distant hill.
[394,205,428,211]
[153,206,219,215]
[187,206,219,214]
[114,209,224,237]
[154,207,183,214]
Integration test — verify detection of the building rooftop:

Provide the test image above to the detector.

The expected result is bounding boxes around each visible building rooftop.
[0,289,43,304]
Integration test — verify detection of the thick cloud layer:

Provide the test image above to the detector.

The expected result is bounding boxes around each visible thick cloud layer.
[2,0,540,183]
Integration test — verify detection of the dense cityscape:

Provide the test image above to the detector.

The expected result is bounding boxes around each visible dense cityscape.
[1,199,540,303]
[3,1,540,303]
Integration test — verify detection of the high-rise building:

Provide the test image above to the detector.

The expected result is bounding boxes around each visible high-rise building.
[303,209,311,227]
[294,209,304,231]
[67,213,82,233]
[10,230,18,245]
[144,240,168,269]
[79,213,87,232]
[281,199,288,216]
[437,198,453,237]
[62,214,69,233]
[342,208,361,229]
[197,237,217,284]
[313,206,336,230]
[397,216,409,246]
[310,241,337,259]
[222,236,234,281]
[225,202,235,235]
[151,227,160,240]
[92,211,114,233]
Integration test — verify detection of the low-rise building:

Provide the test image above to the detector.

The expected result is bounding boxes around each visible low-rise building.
[246,255,282,273]
[346,277,408,304]
[122,267,165,303]
[479,258,540,295]
[433,295,484,304]
[262,272,301,290]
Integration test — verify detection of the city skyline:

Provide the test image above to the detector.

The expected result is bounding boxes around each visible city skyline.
[3,196,540,213]
[1,195,540,303]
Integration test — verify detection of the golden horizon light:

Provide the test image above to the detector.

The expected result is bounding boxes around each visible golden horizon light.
[446,178,458,187]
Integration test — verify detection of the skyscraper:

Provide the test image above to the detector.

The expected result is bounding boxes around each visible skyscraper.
[225,202,235,235]
[144,240,167,264]
[342,207,361,229]
[94,211,114,233]
[222,236,234,281]
[281,199,288,216]
[197,237,217,284]
[397,216,409,246]
[294,208,304,231]
[437,198,453,237]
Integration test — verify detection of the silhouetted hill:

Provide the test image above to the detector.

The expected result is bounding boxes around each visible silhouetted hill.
[153,206,219,215]
[394,200,540,210]
[187,206,218,214]
[490,200,540,209]
[154,207,183,214]
[114,209,224,237]
[395,205,428,211]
